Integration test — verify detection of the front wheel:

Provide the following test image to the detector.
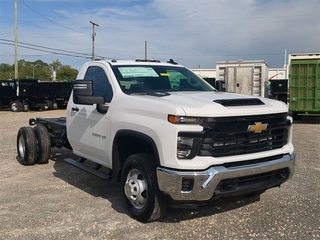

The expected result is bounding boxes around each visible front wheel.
[121,154,167,222]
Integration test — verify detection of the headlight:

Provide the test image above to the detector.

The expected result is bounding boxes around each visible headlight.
[177,136,201,159]
[168,115,203,124]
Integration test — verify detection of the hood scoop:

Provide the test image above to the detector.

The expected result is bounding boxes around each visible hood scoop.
[214,98,265,106]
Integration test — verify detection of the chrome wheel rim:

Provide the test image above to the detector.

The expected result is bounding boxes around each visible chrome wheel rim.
[124,169,147,209]
[18,135,25,158]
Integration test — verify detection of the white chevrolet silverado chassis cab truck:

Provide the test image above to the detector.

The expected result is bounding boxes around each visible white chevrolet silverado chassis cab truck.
[16,59,296,222]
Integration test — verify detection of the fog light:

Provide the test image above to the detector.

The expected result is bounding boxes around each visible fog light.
[182,177,194,192]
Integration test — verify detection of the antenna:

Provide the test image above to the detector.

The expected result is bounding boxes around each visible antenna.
[284,49,287,68]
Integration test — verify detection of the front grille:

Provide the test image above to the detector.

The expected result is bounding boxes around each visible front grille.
[199,128,288,157]
[179,113,289,158]
[200,113,287,131]
[198,113,289,157]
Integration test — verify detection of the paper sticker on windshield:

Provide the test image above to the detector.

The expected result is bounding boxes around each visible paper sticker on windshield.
[119,67,159,78]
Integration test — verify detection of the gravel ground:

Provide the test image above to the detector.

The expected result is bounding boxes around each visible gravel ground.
[0,110,319,240]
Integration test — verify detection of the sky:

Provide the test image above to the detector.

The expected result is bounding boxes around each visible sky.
[0,0,320,71]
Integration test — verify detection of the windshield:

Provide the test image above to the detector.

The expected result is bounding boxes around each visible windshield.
[111,65,215,94]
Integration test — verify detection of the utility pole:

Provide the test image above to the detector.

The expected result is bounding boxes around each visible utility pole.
[14,0,18,79]
[90,21,99,61]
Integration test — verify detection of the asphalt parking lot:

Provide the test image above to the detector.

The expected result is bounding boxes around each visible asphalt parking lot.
[0,110,319,240]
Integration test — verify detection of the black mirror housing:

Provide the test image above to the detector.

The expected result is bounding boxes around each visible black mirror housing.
[73,80,105,105]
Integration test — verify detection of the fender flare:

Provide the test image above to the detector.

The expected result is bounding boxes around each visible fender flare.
[112,130,160,181]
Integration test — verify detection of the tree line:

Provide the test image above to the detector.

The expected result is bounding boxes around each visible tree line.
[0,59,78,82]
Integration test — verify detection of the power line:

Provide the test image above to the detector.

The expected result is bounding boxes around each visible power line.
[0,42,91,59]
[0,37,292,60]
[0,38,90,56]
[19,0,87,35]
[0,39,94,59]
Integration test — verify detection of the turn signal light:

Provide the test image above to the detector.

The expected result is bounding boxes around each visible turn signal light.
[168,115,203,124]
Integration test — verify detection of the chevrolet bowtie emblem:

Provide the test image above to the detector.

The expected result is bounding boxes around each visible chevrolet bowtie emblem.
[247,122,268,133]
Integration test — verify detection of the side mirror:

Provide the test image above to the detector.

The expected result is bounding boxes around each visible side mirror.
[73,80,105,105]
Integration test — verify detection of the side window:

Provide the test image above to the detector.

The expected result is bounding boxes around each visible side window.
[84,66,113,102]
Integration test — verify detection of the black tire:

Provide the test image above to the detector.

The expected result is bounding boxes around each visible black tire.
[17,127,37,165]
[11,101,23,112]
[44,100,53,110]
[121,154,167,222]
[33,126,51,164]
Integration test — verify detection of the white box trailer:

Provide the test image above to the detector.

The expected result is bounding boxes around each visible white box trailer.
[216,60,269,97]
[268,68,287,80]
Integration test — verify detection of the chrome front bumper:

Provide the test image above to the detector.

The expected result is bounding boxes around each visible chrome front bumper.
[157,153,296,201]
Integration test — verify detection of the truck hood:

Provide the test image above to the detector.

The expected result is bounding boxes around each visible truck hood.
[124,91,288,117]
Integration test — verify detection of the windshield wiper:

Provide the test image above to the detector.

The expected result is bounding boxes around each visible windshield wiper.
[146,91,170,97]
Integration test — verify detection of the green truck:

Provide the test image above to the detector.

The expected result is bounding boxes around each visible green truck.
[288,53,320,120]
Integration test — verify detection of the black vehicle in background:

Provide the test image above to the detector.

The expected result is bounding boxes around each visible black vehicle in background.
[0,80,17,109]
[0,79,72,111]
[202,77,227,92]
[269,79,288,104]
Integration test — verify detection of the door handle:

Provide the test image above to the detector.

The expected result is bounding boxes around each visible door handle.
[71,107,79,112]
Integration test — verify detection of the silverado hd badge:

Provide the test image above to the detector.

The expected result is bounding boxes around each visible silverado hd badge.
[247,122,268,133]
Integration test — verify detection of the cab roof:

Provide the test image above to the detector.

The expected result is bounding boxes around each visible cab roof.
[100,59,181,66]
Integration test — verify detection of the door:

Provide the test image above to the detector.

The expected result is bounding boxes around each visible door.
[233,67,254,95]
[67,63,114,167]
[223,66,254,95]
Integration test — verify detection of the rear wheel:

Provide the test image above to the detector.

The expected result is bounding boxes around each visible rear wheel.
[121,154,167,222]
[33,126,51,164]
[17,127,37,165]
[11,101,23,112]
[44,100,53,110]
